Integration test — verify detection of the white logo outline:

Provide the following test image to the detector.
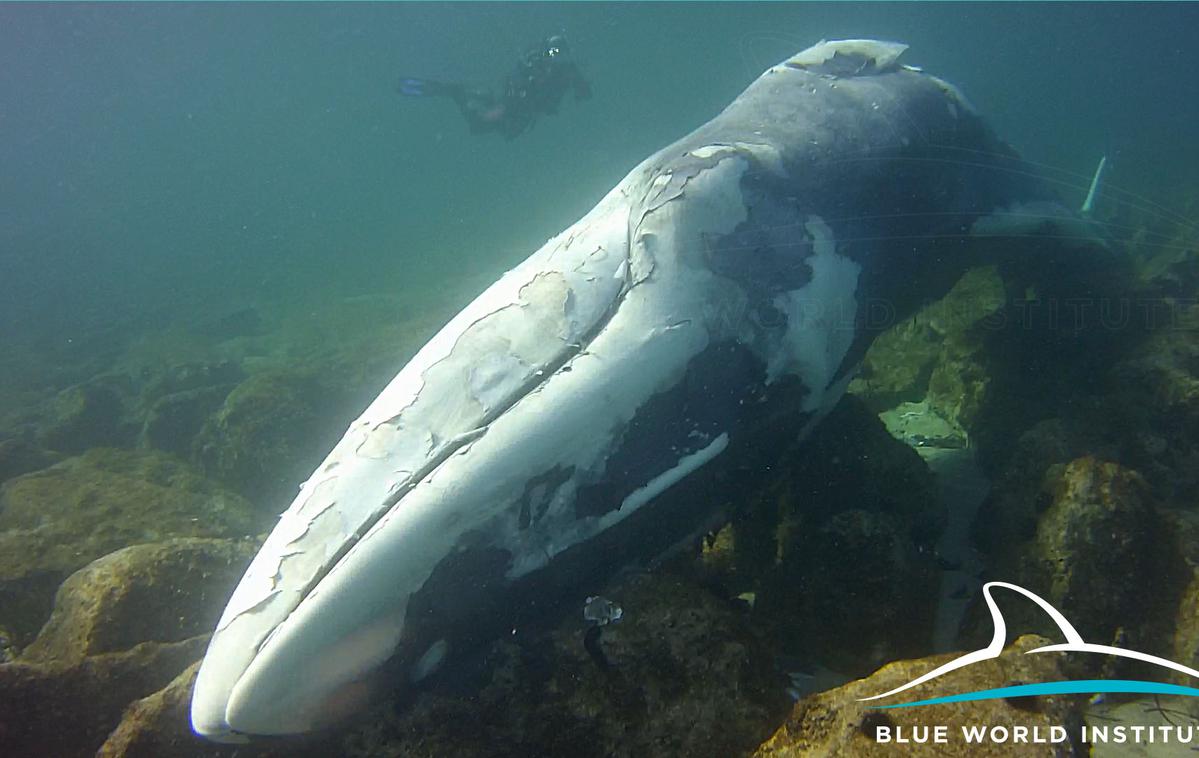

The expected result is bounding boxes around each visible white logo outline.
[858,581,1199,703]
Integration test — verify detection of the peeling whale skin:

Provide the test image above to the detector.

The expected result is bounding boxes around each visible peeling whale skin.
[192,39,1108,741]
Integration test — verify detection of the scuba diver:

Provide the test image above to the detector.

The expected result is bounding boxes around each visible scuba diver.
[398,34,592,140]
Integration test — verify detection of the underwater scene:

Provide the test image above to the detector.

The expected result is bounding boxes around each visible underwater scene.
[2,2,1199,756]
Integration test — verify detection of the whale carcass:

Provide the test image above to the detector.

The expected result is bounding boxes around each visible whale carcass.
[191,39,1111,741]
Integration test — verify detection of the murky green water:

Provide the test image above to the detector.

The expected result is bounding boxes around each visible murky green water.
[2,3,1194,364]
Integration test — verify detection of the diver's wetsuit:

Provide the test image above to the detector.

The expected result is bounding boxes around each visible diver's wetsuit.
[399,35,592,140]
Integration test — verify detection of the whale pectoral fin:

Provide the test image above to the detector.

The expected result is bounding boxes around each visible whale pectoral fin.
[971,199,1131,327]
[970,200,1109,251]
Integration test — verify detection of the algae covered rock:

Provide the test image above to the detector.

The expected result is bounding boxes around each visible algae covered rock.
[0,636,208,758]
[971,456,1182,666]
[728,396,943,674]
[0,624,16,662]
[21,537,258,663]
[1107,302,1199,501]
[0,448,259,645]
[850,266,1006,430]
[762,509,940,676]
[972,419,1117,556]
[753,634,1083,757]
[36,377,135,454]
[192,369,341,506]
[1156,509,1199,686]
[0,437,59,485]
[0,537,263,757]
[1032,458,1161,639]
[97,662,217,758]
[1170,569,1199,685]
[141,385,237,458]
[134,360,244,457]
[0,537,265,758]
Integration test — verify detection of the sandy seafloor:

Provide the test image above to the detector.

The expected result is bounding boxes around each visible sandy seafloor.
[2,3,1199,757]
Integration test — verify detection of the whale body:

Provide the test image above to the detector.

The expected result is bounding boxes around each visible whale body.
[191,39,1107,741]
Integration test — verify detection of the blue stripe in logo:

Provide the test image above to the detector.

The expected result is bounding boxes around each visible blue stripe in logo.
[871,680,1199,709]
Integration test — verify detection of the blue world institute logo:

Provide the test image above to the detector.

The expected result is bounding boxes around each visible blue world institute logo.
[859,581,1199,709]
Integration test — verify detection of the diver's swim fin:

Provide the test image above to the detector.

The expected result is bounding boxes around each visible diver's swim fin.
[396,77,457,98]
[397,77,429,97]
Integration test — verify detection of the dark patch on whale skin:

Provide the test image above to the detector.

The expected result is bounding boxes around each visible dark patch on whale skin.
[517,465,575,529]
[574,340,769,521]
[392,543,515,679]
[704,176,813,296]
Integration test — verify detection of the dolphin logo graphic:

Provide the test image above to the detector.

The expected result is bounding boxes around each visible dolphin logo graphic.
[860,581,1199,708]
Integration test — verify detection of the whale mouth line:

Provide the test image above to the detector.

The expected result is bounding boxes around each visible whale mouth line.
[246,249,636,668]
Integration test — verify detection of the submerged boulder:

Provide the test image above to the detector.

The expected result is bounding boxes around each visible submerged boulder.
[0,636,208,758]
[0,437,60,486]
[762,508,940,676]
[141,386,238,458]
[133,360,245,458]
[98,662,218,758]
[191,369,340,507]
[972,419,1116,556]
[1106,300,1199,503]
[969,456,1185,670]
[1031,458,1161,640]
[0,449,259,646]
[21,537,258,664]
[36,377,135,454]
[0,537,261,758]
